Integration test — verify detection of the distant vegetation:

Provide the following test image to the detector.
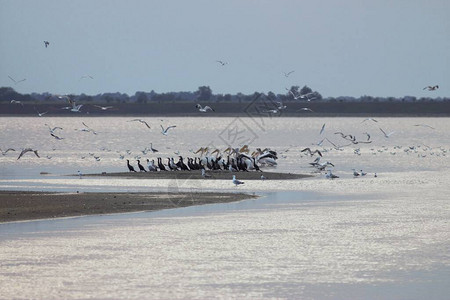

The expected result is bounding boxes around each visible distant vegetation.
[1,85,449,116]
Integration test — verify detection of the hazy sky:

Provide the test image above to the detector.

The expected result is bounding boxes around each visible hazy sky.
[1,0,449,98]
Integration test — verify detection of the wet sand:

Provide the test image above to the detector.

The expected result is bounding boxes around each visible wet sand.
[0,191,256,223]
[81,170,313,180]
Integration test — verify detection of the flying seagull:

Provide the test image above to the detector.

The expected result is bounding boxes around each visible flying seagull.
[44,41,50,48]
[298,107,314,112]
[45,124,63,134]
[160,125,176,136]
[414,124,435,129]
[361,118,378,123]
[283,71,295,77]
[423,85,439,91]
[93,105,113,111]
[1,148,16,155]
[301,148,322,157]
[216,60,227,66]
[17,148,40,160]
[128,119,151,129]
[35,108,48,117]
[80,75,94,80]
[379,127,395,138]
[10,100,24,106]
[8,76,26,85]
[51,133,64,140]
[276,101,287,110]
[195,104,215,112]
[320,123,326,135]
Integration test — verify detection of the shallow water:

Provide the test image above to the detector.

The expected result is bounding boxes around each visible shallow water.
[1,116,450,299]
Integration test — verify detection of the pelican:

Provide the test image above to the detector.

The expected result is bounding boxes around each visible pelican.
[379,127,395,138]
[195,104,215,112]
[17,148,40,160]
[160,125,176,136]
[128,119,151,129]
[232,175,244,186]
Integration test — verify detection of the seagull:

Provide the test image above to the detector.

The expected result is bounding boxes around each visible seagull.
[80,75,94,80]
[326,170,339,179]
[261,175,266,180]
[128,119,151,129]
[361,118,378,123]
[352,169,360,177]
[44,41,50,48]
[379,127,395,138]
[1,148,15,155]
[8,76,26,85]
[201,169,211,178]
[17,148,40,160]
[216,60,227,66]
[263,109,279,114]
[51,133,64,140]
[283,70,295,77]
[301,148,322,157]
[414,124,435,129]
[93,105,113,110]
[149,143,159,153]
[195,104,215,112]
[160,125,176,136]
[276,101,287,110]
[35,108,48,117]
[77,170,83,179]
[423,85,439,91]
[298,108,314,112]
[232,175,244,186]
[64,97,83,112]
[10,100,24,106]
[360,170,367,176]
[320,123,326,135]
[81,122,98,134]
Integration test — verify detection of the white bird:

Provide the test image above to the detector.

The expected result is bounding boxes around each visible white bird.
[35,108,48,117]
[263,109,279,114]
[352,169,360,177]
[283,70,295,77]
[80,75,94,80]
[276,101,287,110]
[77,170,83,179]
[81,122,98,135]
[326,170,339,179]
[10,99,24,106]
[361,118,378,123]
[232,175,244,186]
[360,170,367,176]
[216,60,227,66]
[201,169,211,178]
[128,119,151,129]
[51,133,64,140]
[195,104,215,112]
[423,85,438,91]
[298,107,314,112]
[161,125,176,136]
[17,148,40,160]
[8,76,26,85]
[414,124,435,129]
[93,105,113,110]
[261,175,266,180]
[379,127,395,138]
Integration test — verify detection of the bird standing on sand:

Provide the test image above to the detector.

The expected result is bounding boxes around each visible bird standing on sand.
[127,159,136,172]
[232,175,244,186]
[137,160,147,172]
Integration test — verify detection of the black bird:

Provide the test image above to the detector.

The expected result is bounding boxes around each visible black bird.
[127,159,136,172]
[137,160,147,172]
[252,157,262,172]
[157,157,167,171]
[178,156,190,171]
[44,41,50,48]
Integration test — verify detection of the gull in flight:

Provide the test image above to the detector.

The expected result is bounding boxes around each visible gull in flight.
[298,107,314,112]
[8,76,26,85]
[276,101,287,110]
[128,119,151,129]
[1,148,15,155]
[17,148,40,160]
[195,104,215,112]
[81,122,98,135]
[320,123,326,135]
[301,148,322,157]
[423,85,439,91]
[149,143,159,153]
[379,127,395,138]
[160,125,176,136]
[414,124,435,129]
[216,60,227,66]
[232,175,244,186]
[51,133,64,140]
[283,70,295,77]
[10,99,24,106]
[35,108,48,117]
[45,124,63,134]
[93,105,114,111]
[64,96,83,112]
[263,109,279,114]
[361,118,378,123]
[44,41,50,48]
[80,75,94,80]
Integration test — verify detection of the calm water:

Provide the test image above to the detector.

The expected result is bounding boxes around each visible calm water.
[1,116,450,299]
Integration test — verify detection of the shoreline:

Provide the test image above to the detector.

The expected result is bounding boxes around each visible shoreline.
[0,191,257,223]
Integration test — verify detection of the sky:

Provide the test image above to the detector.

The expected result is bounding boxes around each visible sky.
[0,0,449,98]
